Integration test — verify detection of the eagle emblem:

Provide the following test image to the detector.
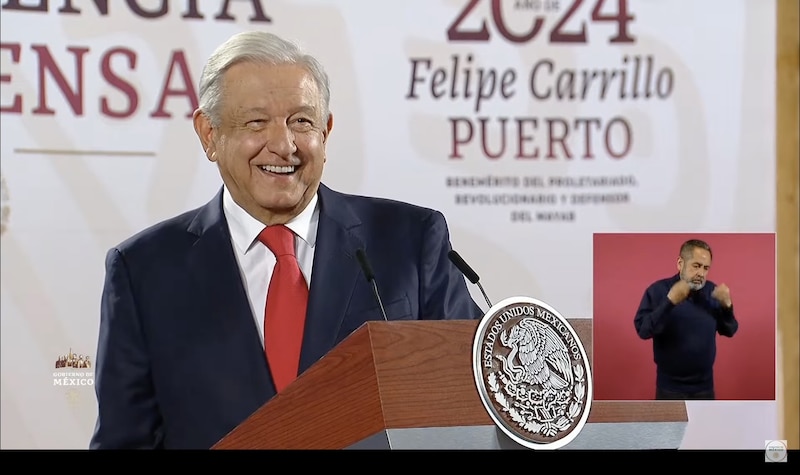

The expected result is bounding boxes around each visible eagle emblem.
[472,296,592,450]
[497,317,574,391]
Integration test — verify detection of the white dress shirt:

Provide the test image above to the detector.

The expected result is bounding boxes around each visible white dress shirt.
[222,186,319,348]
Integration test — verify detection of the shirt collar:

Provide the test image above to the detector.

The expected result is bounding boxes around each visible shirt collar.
[222,185,319,254]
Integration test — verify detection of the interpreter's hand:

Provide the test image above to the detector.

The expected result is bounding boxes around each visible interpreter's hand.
[667,280,692,305]
[711,283,733,309]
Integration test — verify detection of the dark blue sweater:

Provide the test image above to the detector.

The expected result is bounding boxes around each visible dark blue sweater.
[633,273,739,393]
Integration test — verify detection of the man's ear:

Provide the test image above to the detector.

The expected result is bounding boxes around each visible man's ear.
[193,109,216,161]
[676,257,683,272]
[323,112,334,144]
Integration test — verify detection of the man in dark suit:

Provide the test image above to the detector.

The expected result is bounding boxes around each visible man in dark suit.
[89,30,484,450]
[634,239,738,400]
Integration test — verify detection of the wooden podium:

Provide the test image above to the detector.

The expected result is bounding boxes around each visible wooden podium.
[212,319,687,450]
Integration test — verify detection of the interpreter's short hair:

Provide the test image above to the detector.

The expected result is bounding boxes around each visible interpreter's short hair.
[680,239,712,261]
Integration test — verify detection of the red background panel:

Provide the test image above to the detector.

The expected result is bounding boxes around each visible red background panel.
[592,233,775,400]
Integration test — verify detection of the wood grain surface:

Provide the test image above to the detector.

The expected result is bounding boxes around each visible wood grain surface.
[213,318,686,449]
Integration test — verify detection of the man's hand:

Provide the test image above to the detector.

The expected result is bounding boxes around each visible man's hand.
[711,283,733,308]
[667,280,692,305]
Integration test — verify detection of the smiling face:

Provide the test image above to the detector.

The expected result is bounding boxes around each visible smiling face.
[193,61,333,225]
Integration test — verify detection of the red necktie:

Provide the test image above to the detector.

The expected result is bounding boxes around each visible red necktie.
[258,225,308,393]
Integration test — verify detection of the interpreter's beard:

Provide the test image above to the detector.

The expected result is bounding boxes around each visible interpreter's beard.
[680,268,706,291]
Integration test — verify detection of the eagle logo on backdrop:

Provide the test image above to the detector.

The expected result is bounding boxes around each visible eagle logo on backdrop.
[1,172,9,236]
[473,297,592,450]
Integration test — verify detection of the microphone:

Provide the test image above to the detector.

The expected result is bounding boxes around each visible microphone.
[355,248,388,321]
[448,249,493,309]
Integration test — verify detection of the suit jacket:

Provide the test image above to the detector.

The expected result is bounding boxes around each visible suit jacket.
[90,184,484,449]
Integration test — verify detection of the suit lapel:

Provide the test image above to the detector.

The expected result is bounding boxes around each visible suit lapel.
[299,185,363,372]
[182,186,365,390]
[186,190,273,398]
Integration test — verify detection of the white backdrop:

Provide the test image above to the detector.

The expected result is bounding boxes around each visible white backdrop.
[0,0,777,449]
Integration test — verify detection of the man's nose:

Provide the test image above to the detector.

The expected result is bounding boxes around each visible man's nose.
[265,123,297,158]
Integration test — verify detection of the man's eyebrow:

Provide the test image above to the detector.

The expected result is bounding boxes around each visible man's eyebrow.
[293,105,319,115]
[234,106,319,116]
[232,107,268,117]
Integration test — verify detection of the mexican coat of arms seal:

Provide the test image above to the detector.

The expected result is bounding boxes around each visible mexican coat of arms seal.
[472,296,593,449]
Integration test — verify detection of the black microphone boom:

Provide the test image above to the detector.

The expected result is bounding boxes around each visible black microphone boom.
[448,250,493,309]
[355,248,388,321]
